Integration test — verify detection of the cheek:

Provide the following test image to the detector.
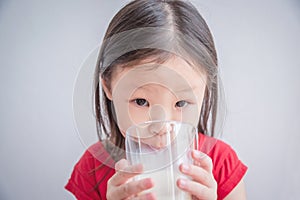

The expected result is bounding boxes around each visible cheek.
[112,97,131,135]
[128,105,149,125]
[181,105,201,127]
[181,90,205,127]
[113,100,150,135]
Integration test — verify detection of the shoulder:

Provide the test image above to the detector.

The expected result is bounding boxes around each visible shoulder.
[71,142,114,177]
[198,133,246,167]
[65,142,115,200]
[198,134,248,199]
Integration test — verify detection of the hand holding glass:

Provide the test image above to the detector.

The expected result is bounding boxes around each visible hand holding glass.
[125,120,198,199]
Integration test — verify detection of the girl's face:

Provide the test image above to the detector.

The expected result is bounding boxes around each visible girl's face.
[102,56,207,138]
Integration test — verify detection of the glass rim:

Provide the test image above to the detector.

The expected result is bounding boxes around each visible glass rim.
[126,120,197,136]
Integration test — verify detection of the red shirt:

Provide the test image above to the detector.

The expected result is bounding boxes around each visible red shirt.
[65,134,247,200]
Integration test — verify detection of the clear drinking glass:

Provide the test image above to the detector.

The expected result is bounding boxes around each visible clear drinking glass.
[125,120,198,199]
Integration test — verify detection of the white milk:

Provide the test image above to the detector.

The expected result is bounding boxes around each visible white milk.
[126,121,196,199]
[136,158,192,200]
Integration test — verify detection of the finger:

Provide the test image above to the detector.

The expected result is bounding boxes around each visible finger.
[179,163,215,187]
[130,192,156,200]
[109,160,144,186]
[112,178,154,200]
[192,150,213,173]
[177,178,217,200]
[115,159,130,171]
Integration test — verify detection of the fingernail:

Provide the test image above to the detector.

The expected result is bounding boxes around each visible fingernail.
[145,192,156,200]
[181,164,189,173]
[193,150,204,159]
[178,179,187,188]
[131,163,144,173]
[142,178,154,189]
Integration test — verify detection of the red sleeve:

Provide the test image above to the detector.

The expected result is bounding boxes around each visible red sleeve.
[65,143,115,200]
[65,149,101,200]
[199,134,248,200]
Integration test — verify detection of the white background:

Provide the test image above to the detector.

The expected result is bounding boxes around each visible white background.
[0,0,299,199]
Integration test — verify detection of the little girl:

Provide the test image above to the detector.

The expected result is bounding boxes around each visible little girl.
[66,0,247,199]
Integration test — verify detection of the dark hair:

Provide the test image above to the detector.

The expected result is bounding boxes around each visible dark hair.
[94,0,219,152]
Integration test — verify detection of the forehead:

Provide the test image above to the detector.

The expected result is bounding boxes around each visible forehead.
[110,56,207,94]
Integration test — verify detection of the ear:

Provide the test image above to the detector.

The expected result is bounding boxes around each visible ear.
[101,79,113,100]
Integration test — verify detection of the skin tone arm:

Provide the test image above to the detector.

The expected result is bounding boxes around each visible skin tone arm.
[223,180,247,200]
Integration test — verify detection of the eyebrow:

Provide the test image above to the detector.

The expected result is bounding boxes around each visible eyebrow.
[132,84,202,94]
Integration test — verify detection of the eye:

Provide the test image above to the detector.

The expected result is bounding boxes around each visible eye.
[175,100,188,108]
[134,98,149,107]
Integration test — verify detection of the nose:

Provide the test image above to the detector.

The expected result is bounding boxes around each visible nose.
[148,104,176,136]
[149,104,167,122]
